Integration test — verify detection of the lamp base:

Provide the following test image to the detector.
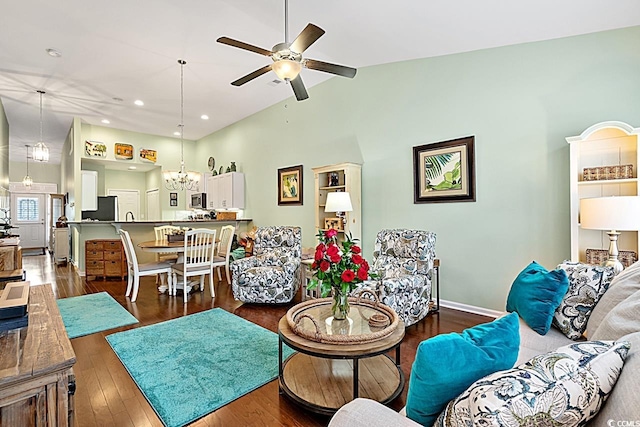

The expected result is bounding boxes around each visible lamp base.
[604,231,625,276]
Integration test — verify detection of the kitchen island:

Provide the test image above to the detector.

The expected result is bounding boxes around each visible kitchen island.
[67,219,252,276]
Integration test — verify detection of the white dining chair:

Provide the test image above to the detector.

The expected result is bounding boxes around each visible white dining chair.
[171,228,217,303]
[211,225,235,286]
[119,229,173,302]
[153,225,181,284]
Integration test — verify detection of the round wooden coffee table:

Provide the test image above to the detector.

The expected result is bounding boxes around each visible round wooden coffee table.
[278,300,405,415]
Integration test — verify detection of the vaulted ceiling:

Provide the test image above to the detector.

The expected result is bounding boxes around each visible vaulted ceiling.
[1,0,639,163]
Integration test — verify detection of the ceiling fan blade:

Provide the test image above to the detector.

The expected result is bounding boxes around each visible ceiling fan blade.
[289,24,325,54]
[290,75,309,101]
[304,59,357,78]
[231,65,273,86]
[217,37,273,56]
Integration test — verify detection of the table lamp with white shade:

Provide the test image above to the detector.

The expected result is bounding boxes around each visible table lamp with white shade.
[325,192,352,230]
[579,196,640,275]
[325,192,353,213]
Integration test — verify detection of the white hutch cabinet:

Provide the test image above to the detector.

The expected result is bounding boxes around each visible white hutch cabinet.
[567,121,640,265]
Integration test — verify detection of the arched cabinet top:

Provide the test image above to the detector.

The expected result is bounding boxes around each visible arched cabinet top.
[567,121,639,144]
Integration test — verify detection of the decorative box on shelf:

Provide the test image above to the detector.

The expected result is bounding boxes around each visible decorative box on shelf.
[216,211,237,221]
[582,164,633,181]
[585,248,637,268]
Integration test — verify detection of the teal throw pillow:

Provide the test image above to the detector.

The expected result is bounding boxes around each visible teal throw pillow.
[405,312,520,427]
[506,261,569,335]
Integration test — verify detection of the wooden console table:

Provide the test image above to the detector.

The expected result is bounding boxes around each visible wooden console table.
[0,284,76,425]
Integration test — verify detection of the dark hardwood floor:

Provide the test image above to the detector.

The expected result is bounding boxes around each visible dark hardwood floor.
[22,253,492,427]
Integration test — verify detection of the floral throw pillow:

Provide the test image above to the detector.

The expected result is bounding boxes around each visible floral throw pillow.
[553,261,615,339]
[435,340,630,427]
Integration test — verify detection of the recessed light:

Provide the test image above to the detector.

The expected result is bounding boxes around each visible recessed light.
[200,114,209,120]
[101,119,110,124]
[128,166,137,170]
[46,48,62,58]
[173,131,181,136]
[134,100,144,106]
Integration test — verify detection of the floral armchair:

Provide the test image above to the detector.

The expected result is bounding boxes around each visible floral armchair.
[231,226,302,304]
[358,229,437,327]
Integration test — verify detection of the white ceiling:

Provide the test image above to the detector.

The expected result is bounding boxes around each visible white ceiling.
[1,0,639,164]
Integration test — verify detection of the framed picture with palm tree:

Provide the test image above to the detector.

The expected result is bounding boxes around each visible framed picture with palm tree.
[413,136,475,203]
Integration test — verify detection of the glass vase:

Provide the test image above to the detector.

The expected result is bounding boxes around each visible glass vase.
[332,288,350,320]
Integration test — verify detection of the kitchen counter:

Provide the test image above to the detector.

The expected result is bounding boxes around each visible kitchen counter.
[68,218,252,225]
[67,219,253,275]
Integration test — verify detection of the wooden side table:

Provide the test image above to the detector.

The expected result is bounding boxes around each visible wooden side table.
[299,258,319,300]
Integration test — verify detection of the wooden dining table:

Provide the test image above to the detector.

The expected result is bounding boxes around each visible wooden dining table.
[138,239,186,294]
[138,239,186,254]
[137,239,215,295]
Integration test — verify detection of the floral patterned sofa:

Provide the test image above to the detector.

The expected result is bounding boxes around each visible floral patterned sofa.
[358,229,437,327]
[230,226,301,304]
[330,260,640,426]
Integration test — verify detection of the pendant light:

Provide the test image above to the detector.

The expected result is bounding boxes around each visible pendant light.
[163,59,198,191]
[33,90,49,162]
[23,145,33,188]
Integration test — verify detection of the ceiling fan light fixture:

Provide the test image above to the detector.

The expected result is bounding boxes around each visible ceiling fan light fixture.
[272,59,301,81]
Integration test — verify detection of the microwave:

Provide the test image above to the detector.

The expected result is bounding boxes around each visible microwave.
[190,193,207,209]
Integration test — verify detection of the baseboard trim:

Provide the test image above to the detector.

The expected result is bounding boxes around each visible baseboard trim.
[70,260,85,277]
[440,299,503,318]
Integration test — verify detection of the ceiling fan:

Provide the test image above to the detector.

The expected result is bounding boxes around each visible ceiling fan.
[217,0,357,101]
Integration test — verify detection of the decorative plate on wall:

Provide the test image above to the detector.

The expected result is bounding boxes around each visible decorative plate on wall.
[140,149,157,163]
[85,140,107,158]
[115,143,134,160]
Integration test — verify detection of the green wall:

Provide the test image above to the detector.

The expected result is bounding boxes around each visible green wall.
[9,161,61,188]
[195,26,640,311]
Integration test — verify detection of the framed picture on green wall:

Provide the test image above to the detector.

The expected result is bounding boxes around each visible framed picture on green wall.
[413,136,475,203]
[278,165,303,206]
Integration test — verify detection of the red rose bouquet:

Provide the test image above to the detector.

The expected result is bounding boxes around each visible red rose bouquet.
[308,229,372,319]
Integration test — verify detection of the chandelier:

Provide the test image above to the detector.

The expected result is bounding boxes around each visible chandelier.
[163,59,198,191]
[23,145,33,188]
[33,90,49,162]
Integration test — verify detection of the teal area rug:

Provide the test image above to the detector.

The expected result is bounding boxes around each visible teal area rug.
[106,308,295,427]
[57,292,138,339]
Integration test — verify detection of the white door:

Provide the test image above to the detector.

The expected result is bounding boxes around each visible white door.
[146,189,160,220]
[107,189,140,221]
[12,193,46,249]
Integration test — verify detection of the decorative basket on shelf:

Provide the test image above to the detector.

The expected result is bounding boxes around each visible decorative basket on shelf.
[582,164,633,181]
[585,248,637,268]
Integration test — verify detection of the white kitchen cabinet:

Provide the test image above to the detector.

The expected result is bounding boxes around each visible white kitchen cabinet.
[206,172,245,209]
[81,170,98,211]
